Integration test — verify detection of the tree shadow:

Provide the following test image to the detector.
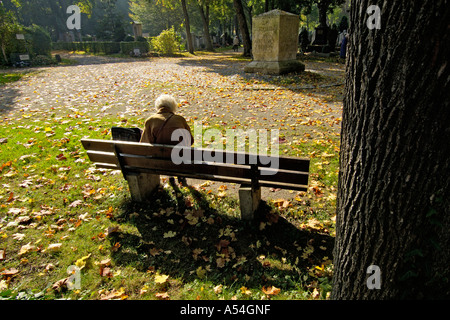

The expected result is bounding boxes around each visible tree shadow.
[0,85,21,115]
[108,184,335,291]
[175,51,344,93]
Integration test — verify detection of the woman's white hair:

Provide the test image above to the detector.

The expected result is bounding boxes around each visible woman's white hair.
[155,94,178,112]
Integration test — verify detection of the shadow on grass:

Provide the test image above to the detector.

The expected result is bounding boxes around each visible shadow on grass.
[108,183,334,292]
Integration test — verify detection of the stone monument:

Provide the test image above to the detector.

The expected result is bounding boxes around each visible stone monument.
[132,21,143,40]
[244,10,304,75]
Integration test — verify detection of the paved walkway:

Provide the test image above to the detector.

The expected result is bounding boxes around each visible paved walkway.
[0,50,344,202]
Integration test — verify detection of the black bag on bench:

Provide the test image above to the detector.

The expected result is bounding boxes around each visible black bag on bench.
[111,127,142,142]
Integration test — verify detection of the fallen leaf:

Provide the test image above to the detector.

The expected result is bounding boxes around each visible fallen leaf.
[240,286,252,295]
[262,286,281,296]
[75,253,92,269]
[12,233,25,241]
[18,242,36,255]
[52,278,69,292]
[1,268,19,277]
[213,284,223,294]
[69,200,83,208]
[101,267,112,278]
[192,248,203,260]
[196,266,207,279]
[216,257,226,268]
[163,231,176,238]
[150,247,162,256]
[154,274,169,284]
[155,292,170,300]
[99,287,127,300]
[44,243,62,252]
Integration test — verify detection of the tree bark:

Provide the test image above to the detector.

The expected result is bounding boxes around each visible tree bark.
[317,0,329,28]
[332,0,450,299]
[233,0,252,57]
[181,0,194,54]
[197,0,214,51]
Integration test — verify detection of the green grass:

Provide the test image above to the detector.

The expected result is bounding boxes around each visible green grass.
[0,73,26,85]
[0,110,336,300]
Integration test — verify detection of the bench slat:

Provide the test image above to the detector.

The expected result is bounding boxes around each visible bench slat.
[120,154,308,186]
[119,165,308,192]
[86,151,118,165]
[81,139,310,172]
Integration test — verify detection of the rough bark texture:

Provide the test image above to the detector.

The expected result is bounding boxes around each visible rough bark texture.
[233,0,252,57]
[332,0,450,299]
[181,0,194,54]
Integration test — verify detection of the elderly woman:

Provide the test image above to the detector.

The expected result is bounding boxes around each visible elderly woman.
[140,94,193,185]
[140,94,193,146]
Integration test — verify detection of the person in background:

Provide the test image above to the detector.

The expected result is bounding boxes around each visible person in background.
[233,35,240,52]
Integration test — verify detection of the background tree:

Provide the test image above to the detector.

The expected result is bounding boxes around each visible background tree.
[232,0,251,56]
[180,0,194,53]
[303,0,345,28]
[0,4,18,64]
[196,0,214,51]
[129,0,184,36]
[96,0,128,41]
[332,0,449,299]
[3,0,94,40]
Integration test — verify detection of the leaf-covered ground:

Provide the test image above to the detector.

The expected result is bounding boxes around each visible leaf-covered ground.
[0,50,344,300]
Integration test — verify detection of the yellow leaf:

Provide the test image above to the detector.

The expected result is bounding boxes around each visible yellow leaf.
[75,253,91,269]
[163,231,176,238]
[240,286,251,295]
[154,274,169,284]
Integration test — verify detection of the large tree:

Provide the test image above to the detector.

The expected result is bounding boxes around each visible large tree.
[180,0,194,53]
[233,0,251,56]
[196,0,214,51]
[332,0,450,299]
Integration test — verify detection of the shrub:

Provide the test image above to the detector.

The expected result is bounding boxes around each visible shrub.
[31,54,54,66]
[151,27,180,56]
[25,24,51,57]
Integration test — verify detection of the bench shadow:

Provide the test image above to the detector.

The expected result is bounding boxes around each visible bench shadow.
[109,184,334,292]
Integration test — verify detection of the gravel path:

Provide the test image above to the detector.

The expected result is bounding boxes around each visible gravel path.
[0,50,344,202]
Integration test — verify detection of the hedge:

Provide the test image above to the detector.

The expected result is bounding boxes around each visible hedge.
[1,24,52,66]
[52,41,151,55]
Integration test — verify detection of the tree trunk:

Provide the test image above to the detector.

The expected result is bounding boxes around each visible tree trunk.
[317,0,329,28]
[332,0,450,299]
[181,0,194,54]
[1,42,8,64]
[233,0,252,57]
[197,1,214,51]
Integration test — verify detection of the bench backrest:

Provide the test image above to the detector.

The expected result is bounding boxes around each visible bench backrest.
[81,139,310,192]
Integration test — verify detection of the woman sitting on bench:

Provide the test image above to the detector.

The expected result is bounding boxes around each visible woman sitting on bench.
[140,94,194,186]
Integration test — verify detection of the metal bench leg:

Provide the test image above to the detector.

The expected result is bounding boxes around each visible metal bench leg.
[126,173,160,202]
[238,185,261,220]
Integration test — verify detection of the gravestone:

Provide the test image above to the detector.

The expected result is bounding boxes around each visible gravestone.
[313,26,328,45]
[132,21,143,40]
[244,9,304,75]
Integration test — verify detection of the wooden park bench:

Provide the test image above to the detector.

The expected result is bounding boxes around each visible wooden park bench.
[81,131,310,220]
